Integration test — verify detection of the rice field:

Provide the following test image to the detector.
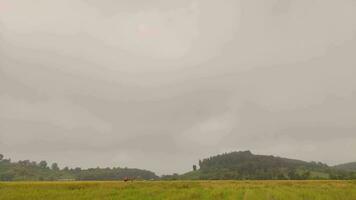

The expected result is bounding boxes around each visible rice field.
[0,180,355,200]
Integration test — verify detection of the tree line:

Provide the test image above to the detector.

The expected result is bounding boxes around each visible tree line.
[2,152,355,181]
[164,151,356,180]
[0,154,158,181]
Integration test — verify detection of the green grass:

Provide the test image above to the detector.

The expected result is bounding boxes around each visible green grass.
[0,180,355,200]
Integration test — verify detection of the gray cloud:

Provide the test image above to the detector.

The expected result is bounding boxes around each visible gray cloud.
[0,0,356,174]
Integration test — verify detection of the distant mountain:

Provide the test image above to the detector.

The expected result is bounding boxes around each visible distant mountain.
[171,151,356,180]
[1,152,355,181]
[0,154,158,181]
[334,162,356,172]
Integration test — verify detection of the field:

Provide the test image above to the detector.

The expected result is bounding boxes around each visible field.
[0,180,355,200]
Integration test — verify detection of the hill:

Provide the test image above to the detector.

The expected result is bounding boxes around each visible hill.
[334,162,356,172]
[174,151,356,180]
[2,152,355,181]
[0,154,158,181]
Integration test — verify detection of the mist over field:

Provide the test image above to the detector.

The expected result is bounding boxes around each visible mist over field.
[1,0,356,175]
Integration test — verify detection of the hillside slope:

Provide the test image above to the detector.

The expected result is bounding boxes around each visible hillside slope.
[0,154,158,181]
[178,151,355,180]
[334,162,356,172]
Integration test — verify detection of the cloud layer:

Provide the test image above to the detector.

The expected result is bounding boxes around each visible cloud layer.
[1,0,356,174]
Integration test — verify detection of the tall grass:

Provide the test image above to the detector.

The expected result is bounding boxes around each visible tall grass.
[0,180,355,200]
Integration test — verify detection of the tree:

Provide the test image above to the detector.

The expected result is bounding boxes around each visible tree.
[193,165,197,171]
[0,154,3,160]
[51,163,60,171]
[19,160,31,166]
[39,161,48,169]
[74,167,82,173]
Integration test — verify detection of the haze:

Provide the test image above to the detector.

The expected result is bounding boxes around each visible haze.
[1,0,356,175]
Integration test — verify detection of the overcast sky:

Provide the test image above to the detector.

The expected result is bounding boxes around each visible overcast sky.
[1,0,356,175]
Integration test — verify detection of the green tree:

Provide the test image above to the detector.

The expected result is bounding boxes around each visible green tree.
[38,161,48,169]
[51,163,60,171]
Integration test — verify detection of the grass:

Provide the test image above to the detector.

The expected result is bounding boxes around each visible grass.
[0,180,355,200]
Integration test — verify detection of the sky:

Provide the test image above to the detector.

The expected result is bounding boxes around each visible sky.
[0,0,356,175]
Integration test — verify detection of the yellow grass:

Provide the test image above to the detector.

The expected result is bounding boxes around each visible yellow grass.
[0,180,355,200]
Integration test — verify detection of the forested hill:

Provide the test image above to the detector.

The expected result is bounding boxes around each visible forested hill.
[174,151,356,180]
[334,162,356,172]
[0,154,158,181]
[2,152,355,181]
